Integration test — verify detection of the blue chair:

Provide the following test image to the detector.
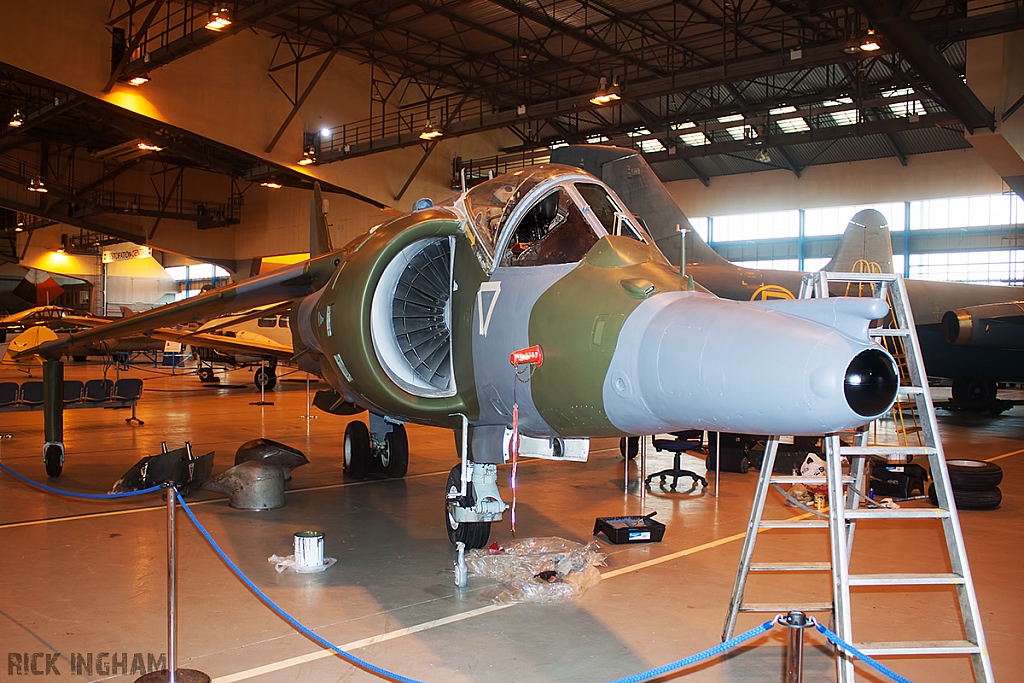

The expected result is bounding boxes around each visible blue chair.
[20,381,44,406]
[84,379,113,403]
[63,380,84,405]
[113,378,144,424]
[645,430,709,491]
[0,382,18,407]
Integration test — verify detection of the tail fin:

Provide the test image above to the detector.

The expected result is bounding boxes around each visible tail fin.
[2,326,57,365]
[550,145,729,267]
[822,209,895,273]
[310,182,333,258]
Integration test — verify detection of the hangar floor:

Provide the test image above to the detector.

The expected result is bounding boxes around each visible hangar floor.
[0,362,1021,683]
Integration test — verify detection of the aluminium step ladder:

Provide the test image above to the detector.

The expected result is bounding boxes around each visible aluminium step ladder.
[722,271,993,683]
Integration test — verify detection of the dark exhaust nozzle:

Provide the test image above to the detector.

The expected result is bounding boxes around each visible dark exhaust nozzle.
[844,349,898,417]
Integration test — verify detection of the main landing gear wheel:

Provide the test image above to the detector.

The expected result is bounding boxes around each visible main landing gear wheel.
[445,465,490,549]
[383,424,409,478]
[254,366,277,391]
[344,421,372,480]
[198,367,216,383]
[952,378,996,404]
[44,444,63,478]
[619,436,639,460]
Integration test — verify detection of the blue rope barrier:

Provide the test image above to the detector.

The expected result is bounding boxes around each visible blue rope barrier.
[0,461,163,499]
[175,491,431,683]
[813,622,915,683]
[177,491,781,683]
[604,619,777,683]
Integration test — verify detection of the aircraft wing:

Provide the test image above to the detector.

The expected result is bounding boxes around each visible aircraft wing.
[15,255,329,360]
[151,328,294,362]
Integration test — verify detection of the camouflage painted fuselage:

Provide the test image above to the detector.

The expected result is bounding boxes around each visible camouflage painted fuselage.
[289,165,898,463]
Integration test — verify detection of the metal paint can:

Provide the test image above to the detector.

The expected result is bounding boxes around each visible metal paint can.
[294,530,325,568]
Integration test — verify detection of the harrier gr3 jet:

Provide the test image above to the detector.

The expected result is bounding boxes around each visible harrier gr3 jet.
[21,166,899,547]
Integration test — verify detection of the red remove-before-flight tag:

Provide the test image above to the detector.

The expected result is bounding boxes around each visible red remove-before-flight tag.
[509,345,543,367]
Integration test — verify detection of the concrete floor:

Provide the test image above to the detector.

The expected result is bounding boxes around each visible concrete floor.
[0,360,1021,683]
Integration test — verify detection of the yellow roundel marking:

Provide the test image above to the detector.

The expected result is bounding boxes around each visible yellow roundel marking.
[750,284,795,301]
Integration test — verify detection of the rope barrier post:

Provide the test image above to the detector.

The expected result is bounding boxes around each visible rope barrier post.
[135,485,209,683]
[249,360,274,406]
[782,611,809,683]
[300,371,317,419]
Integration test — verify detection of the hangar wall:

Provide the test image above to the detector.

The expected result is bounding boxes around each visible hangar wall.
[666,147,1006,218]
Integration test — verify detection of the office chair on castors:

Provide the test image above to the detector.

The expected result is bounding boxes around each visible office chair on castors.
[645,430,709,491]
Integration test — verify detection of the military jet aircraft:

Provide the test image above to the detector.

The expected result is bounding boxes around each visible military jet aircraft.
[19,166,899,547]
[556,145,1024,409]
[0,304,165,358]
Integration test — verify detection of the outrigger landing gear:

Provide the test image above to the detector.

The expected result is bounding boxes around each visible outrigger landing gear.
[253,360,277,391]
[342,413,409,480]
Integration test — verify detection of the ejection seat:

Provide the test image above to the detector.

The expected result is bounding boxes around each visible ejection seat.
[645,430,709,491]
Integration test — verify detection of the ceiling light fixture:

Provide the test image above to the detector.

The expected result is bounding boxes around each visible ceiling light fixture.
[8,110,24,127]
[298,144,317,165]
[27,177,47,193]
[755,149,772,163]
[590,77,621,105]
[261,181,283,189]
[127,74,151,86]
[137,141,163,151]
[859,28,881,52]
[419,122,443,140]
[205,7,233,31]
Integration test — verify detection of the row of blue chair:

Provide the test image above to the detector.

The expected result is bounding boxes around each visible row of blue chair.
[0,378,144,423]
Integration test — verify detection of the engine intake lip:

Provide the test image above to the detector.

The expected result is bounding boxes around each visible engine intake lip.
[844,349,898,417]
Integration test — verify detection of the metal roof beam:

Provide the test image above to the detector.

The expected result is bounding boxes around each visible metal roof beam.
[643,110,958,161]
[319,37,862,162]
[119,0,307,80]
[854,0,994,132]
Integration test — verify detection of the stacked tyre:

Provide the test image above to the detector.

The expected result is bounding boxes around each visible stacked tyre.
[927,459,1002,510]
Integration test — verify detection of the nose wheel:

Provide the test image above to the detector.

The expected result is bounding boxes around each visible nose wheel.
[444,465,490,548]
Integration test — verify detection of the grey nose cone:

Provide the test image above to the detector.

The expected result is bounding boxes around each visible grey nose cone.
[602,292,898,436]
[204,461,285,510]
[844,349,899,417]
[234,438,309,481]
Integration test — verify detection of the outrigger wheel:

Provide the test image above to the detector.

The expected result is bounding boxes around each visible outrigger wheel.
[445,465,490,549]
[253,366,277,391]
[44,443,64,477]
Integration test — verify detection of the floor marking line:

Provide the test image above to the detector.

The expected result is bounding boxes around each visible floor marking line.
[0,468,459,529]
[207,511,812,682]
[984,447,1024,463]
[0,456,576,528]
[209,604,511,683]
[600,512,814,579]
[0,506,162,529]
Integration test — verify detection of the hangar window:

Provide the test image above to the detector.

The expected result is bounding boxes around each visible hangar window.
[257,317,276,328]
[499,187,598,267]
